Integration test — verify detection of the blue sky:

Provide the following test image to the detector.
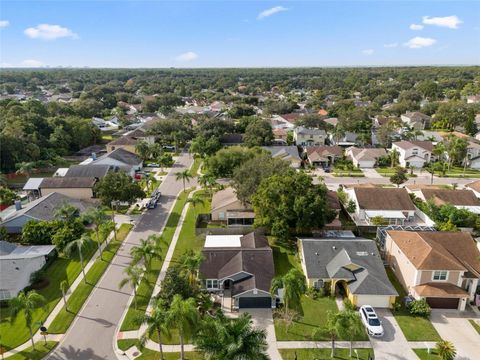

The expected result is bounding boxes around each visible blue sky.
[0,1,479,68]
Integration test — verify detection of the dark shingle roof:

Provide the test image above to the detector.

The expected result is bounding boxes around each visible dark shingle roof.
[40,177,96,189]
[354,187,415,211]
[99,148,142,166]
[420,189,480,206]
[65,165,112,178]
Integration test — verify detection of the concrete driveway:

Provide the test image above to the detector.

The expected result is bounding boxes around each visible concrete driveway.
[369,309,417,360]
[362,168,383,179]
[430,310,480,360]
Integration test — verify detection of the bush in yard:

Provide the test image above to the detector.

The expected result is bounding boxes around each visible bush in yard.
[346,199,356,213]
[343,298,356,311]
[435,340,456,360]
[408,299,431,317]
[306,287,320,300]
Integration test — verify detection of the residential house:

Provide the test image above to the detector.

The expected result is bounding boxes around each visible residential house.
[330,132,359,147]
[465,180,480,198]
[211,187,254,227]
[220,134,244,147]
[272,128,288,144]
[385,230,480,310]
[0,192,89,234]
[391,141,433,168]
[317,108,328,116]
[64,164,112,179]
[401,112,431,130]
[304,146,343,168]
[298,237,397,308]
[345,186,417,225]
[407,186,480,214]
[0,241,56,300]
[293,127,326,146]
[326,191,342,229]
[345,147,386,168]
[38,177,97,200]
[262,146,302,168]
[466,141,480,169]
[106,127,155,153]
[199,232,276,309]
[81,148,143,176]
[323,117,338,128]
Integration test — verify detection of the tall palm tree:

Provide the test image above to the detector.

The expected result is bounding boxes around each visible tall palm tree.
[64,233,94,283]
[435,340,456,360]
[118,264,144,309]
[15,162,36,178]
[166,295,199,360]
[175,170,192,192]
[198,174,216,195]
[312,311,340,358]
[194,312,268,360]
[149,143,163,160]
[135,140,151,160]
[186,195,205,217]
[81,207,110,259]
[178,250,204,288]
[135,299,170,360]
[270,268,306,313]
[54,203,79,223]
[130,235,162,272]
[390,148,399,168]
[60,280,69,312]
[334,309,364,357]
[10,291,46,350]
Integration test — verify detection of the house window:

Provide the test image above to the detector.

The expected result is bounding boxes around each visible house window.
[206,279,218,289]
[432,271,448,281]
[412,149,418,155]
[313,280,324,289]
[218,212,225,220]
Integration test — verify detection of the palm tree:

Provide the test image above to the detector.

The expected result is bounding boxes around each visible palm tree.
[166,295,199,360]
[270,268,306,313]
[10,291,46,350]
[64,233,94,283]
[118,264,144,309]
[335,309,364,357]
[435,340,456,360]
[194,312,268,360]
[135,299,170,360]
[312,311,339,358]
[178,250,204,288]
[186,195,205,217]
[15,162,36,178]
[135,140,151,160]
[130,235,161,272]
[60,280,69,312]
[54,203,79,223]
[390,148,399,168]
[175,170,192,192]
[198,174,216,195]
[81,207,109,259]
[149,143,163,160]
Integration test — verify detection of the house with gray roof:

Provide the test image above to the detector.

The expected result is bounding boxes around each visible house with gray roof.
[0,192,89,234]
[293,126,326,146]
[80,148,142,176]
[0,241,55,300]
[262,146,301,168]
[65,164,112,179]
[298,237,397,308]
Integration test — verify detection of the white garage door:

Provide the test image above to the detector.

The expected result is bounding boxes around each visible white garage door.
[356,295,391,308]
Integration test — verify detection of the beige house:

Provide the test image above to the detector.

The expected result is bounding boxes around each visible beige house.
[385,230,480,310]
[293,126,326,146]
[211,187,254,226]
[39,177,96,200]
[106,128,155,154]
[345,147,386,168]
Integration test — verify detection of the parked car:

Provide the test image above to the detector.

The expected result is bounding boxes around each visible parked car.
[147,163,159,168]
[147,200,157,209]
[359,305,384,337]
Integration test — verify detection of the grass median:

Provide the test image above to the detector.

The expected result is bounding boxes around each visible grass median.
[120,189,192,332]
[4,341,58,360]
[48,224,133,334]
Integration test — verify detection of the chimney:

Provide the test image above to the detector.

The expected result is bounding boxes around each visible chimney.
[15,200,22,211]
[91,152,97,161]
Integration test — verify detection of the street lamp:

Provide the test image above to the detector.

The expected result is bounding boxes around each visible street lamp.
[40,326,48,346]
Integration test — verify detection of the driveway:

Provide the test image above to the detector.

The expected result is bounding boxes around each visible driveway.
[362,168,383,179]
[369,309,417,360]
[430,310,480,360]
[46,153,194,360]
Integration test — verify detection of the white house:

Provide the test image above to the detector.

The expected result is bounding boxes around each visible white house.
[345,147,386,168]
[400,112,431,130]
[293,127,326,146]
[0,241,55,300]
[391,140,433,168]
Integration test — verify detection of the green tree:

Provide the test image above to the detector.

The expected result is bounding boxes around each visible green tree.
[64,233,94,283]
[118,264,144,309]
[194,312,268,360]
[435,340,456,360]
[334,309,364,357]
[157,266,197,304]
[205,146,259,178]
[270,268,306,312]
[130,235,162,272]
[178,250,204,289]
[81,207,109,259]
[243,118,274,147]
[60,280,69,312]
[15,162,37,178]
[175,170,192,192]
[312,311,340,358]
[54,203,79,223]
[135,140,151,160]
[0,187,18,206]
[95,171,146,210]
[9,291,46,350]
[157,153,174,172]
[390,167,408,187]
[390,148,399,168]
[186,195,205,217]
[166,295,199,360]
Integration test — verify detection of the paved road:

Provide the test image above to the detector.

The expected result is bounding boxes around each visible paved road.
[47,153,194,360]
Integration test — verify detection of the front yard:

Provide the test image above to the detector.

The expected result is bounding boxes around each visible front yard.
[413,349,442,360]
[386,268,441,342]
[376,167,417,178]
[279,348,374,360]
[430,165,480,178]
[3,341,58,360]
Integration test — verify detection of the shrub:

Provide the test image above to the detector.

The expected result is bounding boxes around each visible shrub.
[408,299,431,317]
[343,298,356,311]
[306,287,319,300]
[346,199,357,213]
[30,269,46,284]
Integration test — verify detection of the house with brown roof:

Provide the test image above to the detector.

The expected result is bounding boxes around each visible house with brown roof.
[465,180,480,198]
[385,230,480,310]
[272,128,288,144]
[304,146,343,168]
[400,112,431,130]
[345,186,417,225]
[407,186,480,214]
[345,147,387,168]
[199,232,276,309]
[39,177,97,200]
[391,140,433,168]
[106,127,155,154]
[211,187,254,227]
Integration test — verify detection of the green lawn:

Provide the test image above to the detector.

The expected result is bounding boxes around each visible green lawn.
[332,171,365,177]
[3,341,58,360]
[117,340,201,360]
[48,224,133,334]
[434,166,480,178]
[117,339,140,351]
[386,268,441,341]
[120,189,193,331]
[469,319,480,334]
[269,237,300,276]
[376,167,417,178]
[190,157,202,177]
[413,349,442,360]
[0,234,101,349]
[279,348,374,360]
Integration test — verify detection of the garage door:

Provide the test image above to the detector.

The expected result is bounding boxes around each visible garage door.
[426,297,459,309]
[238,297,272,308]
[356,295,391,308]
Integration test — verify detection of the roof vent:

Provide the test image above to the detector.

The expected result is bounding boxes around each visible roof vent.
[315,252,319,256]
[356,251,369,256]
[332,246,336,250]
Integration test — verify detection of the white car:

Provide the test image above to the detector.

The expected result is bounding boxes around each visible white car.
[359,305,384,337]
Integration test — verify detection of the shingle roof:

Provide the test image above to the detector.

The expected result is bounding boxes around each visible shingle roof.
[420,188,480,206]
[347,147,387,161]
[306,146,343,161]
[393,140,434,152]
[0,241,55,259]
[65,164,112,178]
[414,282,468,298]
[98,148,142,166]
[211,187,249,212]
[263,146,301,161]
[466,180,480,193]
[40,177,96,189]
[295,126,327,136]
[387,231,480,276]
[300,238,397,296]
[353,187,415,211]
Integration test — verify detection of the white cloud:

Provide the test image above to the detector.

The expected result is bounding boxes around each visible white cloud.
[384,43,398,48]
[0,20,9,28]
[175,51,199,62]
[362,49,374,55]
[24,24,78,40]
[422,15,462,29]
[404,37,437,49]
[21,59,44,67]
[1,62,13,67]
[257,6,288,20]
[410,24,424,31]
